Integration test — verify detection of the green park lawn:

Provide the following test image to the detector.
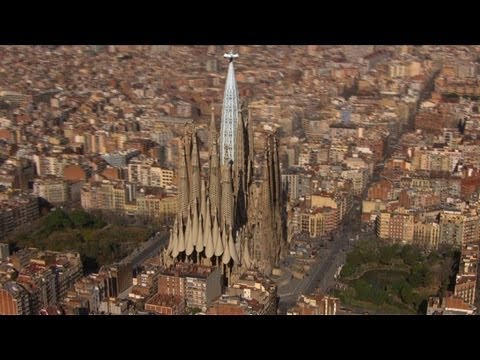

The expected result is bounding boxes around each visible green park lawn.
[335,239,458,314]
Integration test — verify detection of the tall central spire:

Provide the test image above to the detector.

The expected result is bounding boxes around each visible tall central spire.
[220,51,239,165]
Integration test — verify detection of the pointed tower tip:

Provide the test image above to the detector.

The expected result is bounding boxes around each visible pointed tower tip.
[220,51,240,165]
[224,51,239,62]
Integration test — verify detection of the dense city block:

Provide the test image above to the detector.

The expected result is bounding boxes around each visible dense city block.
[1,45,479,315]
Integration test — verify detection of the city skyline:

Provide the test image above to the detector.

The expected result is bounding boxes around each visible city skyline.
[0,45,479,315]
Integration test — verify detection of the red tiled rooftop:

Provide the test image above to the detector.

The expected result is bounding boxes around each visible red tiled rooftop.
[146,293,183,307]
[444,297,474,311]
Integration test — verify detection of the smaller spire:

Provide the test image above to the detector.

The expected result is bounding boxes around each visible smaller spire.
[204,198,214,258]
[191,199,199,249]
[214,213,223,257]
[166,227,174,256]
[222,222,231,265]
[209,103,218,153]
[243,236,251,269]
[229,227,239,264]
[185,207,193,256]
[174,217,184,256]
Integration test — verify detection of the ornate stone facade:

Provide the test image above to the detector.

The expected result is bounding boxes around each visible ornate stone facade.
[165,55,287,279]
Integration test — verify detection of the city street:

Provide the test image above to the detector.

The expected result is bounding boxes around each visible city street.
[120,232,170,269]
[276,141,395,313]
[276,67,440,314]
[277,198,361,313]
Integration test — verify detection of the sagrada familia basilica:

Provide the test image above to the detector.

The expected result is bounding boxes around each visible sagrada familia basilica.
[164,52,287,280]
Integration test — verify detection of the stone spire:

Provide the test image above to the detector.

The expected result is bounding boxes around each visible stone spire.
[222,222,231,265]
[268,136,276,207]
[177,216,185,255]
[246,103,254,188]
[166,220,176,256]
[185,207,194,256]
[178,142,190,220]
[272,136,281,205]
[190,131,201,211]
[247,104,254,157]
[229,226,239,264]
[204,198,214,258]
[184,126,192,188]
[191,200,199,249]
[209,104,217,151]
[172,225,179,258]
[233,104,246,195]
[243,236,251,269]
[209,125,221,219]
[196,182,206,254]
[213,213,223,257]
[263,145,273,215]
[221,163,234,230]
[220,52,239,165]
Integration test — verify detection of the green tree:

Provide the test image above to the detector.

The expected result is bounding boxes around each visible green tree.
[70,210,93,228]
[371,288,387,305]
[354,279,372,301]
[400,245,422,266]
[399,284,415,305]
[379,244,398,265]
[421,266,433,287]
[43,209,73,232]
[346,252,363,267]
[361,250,379,264]
[68,209,107,229]
[355,239,379,253]
[408,264,432,288]
[427,251,441,262]
[340,263,355,278]
[392,279,408,294]
[407,264,423,287]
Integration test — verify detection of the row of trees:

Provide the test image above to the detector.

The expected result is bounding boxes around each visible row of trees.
[344,278,427,313]
[340,240,439,278]
[39,208,106,236]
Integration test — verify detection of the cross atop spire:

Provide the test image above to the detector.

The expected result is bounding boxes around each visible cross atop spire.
[223,51,239,63]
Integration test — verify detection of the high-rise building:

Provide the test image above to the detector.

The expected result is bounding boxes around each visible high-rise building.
[99,262,133,299]
[1,249,83,315]
[0,194,40,239]
[165,54,287,279]
[158,263,222,312]
[0,282,31,315]
[33,177,70,206]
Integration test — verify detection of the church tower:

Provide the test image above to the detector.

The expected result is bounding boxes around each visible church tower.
[219,52,240,166]
[166,52,287,278]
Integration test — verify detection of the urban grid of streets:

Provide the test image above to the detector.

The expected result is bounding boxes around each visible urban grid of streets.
[136,150,407,315]
[275,78,425,315]
[120,70,432,313]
